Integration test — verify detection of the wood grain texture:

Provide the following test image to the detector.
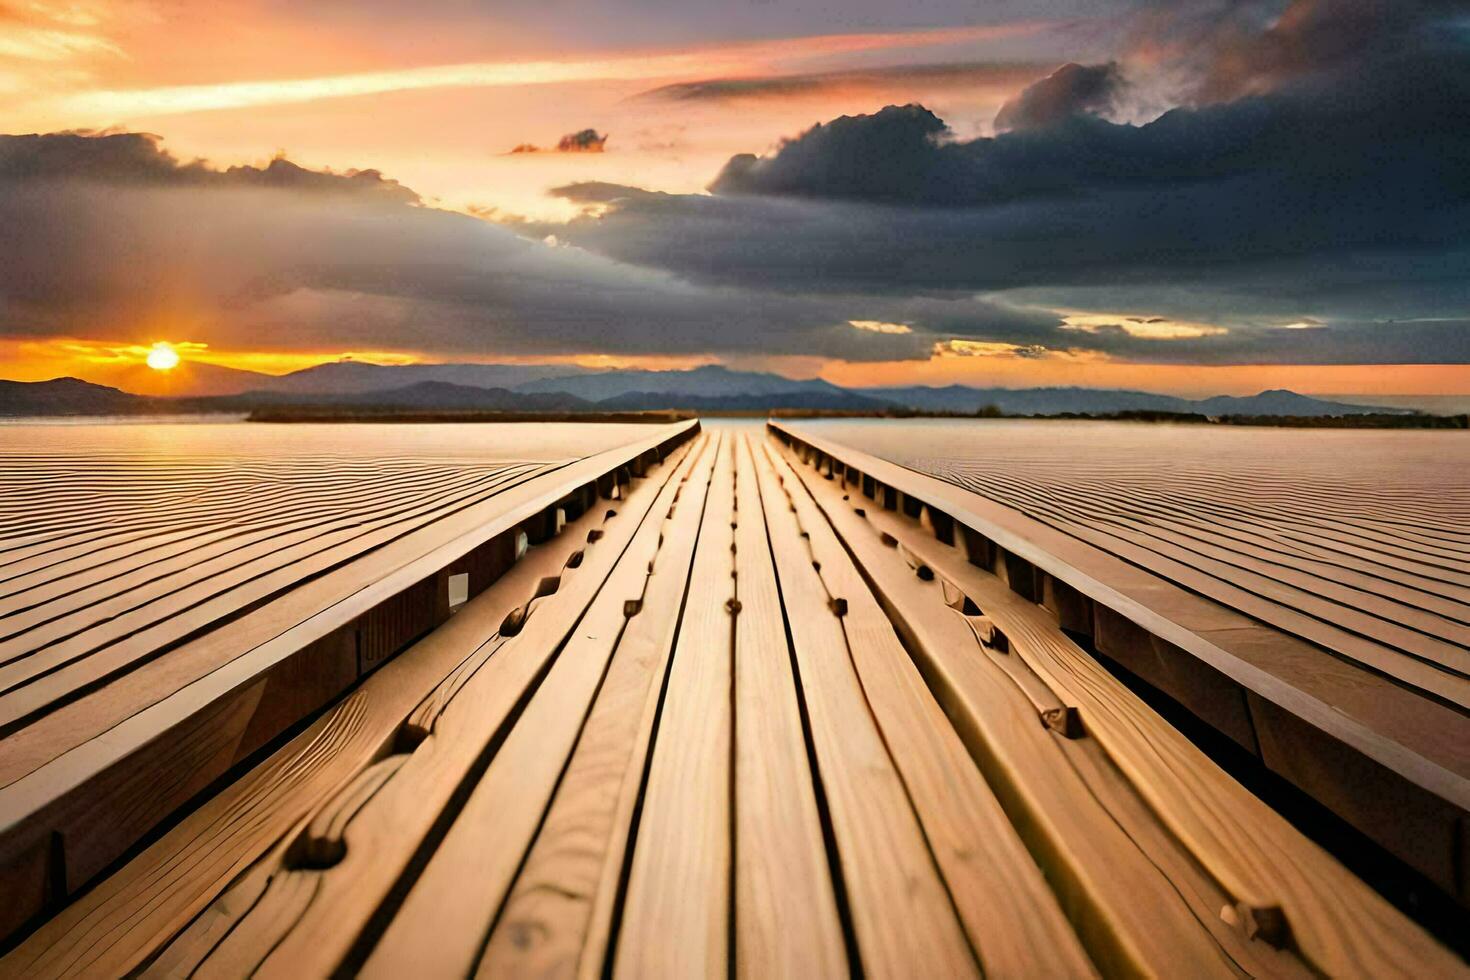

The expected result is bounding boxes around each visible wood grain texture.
[0,423,694,783]
[0,474,632,979]
[729,435,848,980]
[776,431,1467,979]
[475,439,717,980]
[767,440,1215,978]
[750,438,981,980]
[8,420,1464,980]
[184,437,695,978]
[0,423,696,942]
[771,422,1470,815]
[780,420,1470,700]
[613,432,735,979]
[363,434,715,978]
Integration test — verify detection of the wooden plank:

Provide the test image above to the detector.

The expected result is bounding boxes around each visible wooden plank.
[1026,479,1470,617]
[770,423,1470,813]
[844,532,1301,977]
[474,438,717,979]
[1092,605,1259,754]
[957,478,1470,679]
[172,433,699,978]
[789,442,1466,977]
[749,439,982,980]
[0,465,497,613]
[612,432,734,979]
[362,434,716,978]
[0,466,548,721]
[0,489,611,979]
[728,433,848,979]
[967,464,1470,596]
[768,440,1229,977]
[789,424,1470,695]
[0,462,491,581]
[0,423,697,951]
[0,423,693,789]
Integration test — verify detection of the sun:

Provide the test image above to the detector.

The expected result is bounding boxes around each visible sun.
[145,342,181,371]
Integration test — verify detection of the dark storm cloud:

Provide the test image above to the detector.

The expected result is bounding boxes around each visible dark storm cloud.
[568,75,1470,282]
[542,0,1470,364]
[993,62,1124,131]
[0,132,419,203]
[1126,0,1464,104]
[1089,319,1470,366]
[637,61,1047,103]
[0,130,1058,363]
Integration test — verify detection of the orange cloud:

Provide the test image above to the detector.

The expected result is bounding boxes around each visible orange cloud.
[1059,312,1229,340]
[32,21,1051,123]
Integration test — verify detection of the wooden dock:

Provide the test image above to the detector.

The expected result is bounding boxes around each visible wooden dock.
[0,424,1462,977]
[771,420,1470,909]
[0,420,694,943]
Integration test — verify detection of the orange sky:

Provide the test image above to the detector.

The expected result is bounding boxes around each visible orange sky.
[9,335,1465,399]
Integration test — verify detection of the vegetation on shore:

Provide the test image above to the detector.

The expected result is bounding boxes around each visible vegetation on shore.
[244,405,1469,428]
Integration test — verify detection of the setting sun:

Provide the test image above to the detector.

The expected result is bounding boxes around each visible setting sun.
[145,343,181,371]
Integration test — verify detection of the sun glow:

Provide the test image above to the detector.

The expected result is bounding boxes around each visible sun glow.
[145,342,181,371]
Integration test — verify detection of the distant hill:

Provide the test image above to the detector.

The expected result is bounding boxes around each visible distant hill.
[0,378,148,415]
[868,384,1409,417]
[0,371,1423,420]
[1192,389,1405,416]
[190,381,594,413]
[44,360,596,398]
[871,385,1184,415]
[515,364,851,401]
[65,360,280,398]
[596,388,894,413]
[250,361,592,396]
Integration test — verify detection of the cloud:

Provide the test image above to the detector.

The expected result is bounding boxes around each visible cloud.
[36,22,1053,120]
[849,320,912,334]
[0,131,419,203]
[557,128,607,152]
[0,130,1062,365]
[993,62,1124,131]
[637,61,1047,103]
[1059,313,1228,339]
[6,2,1466,375]
[709,105,963,205]
[1125,0,1458,104]
[509,129,608,154]
[540,5,1470,366]
[935,339,1057,359]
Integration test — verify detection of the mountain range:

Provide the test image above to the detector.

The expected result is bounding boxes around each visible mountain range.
[0,363,1420,418]
[865,384,1408,417]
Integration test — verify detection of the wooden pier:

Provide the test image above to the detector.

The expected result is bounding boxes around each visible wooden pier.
[771,419,1470,909]
[0,424,1464,977]
[0,421,694,945]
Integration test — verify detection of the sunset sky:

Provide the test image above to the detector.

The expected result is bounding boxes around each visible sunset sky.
[1,0,1467,397]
